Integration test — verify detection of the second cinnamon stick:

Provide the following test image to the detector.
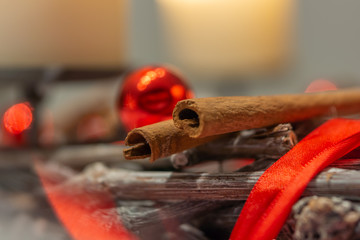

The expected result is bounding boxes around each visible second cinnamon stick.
[124,120,222,162]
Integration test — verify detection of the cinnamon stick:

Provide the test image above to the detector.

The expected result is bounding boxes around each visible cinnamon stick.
[173,89,360,138]
[123,120,222,162]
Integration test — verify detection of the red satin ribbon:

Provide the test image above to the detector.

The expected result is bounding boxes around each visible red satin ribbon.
[230,118,360,240]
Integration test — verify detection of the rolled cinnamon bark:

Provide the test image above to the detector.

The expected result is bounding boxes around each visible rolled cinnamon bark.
[124,120,222,162]
[173,88,360,138]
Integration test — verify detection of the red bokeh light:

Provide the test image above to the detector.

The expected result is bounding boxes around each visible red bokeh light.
[3,102,33,134]
[117,66,194,131]
[305,79,338,93]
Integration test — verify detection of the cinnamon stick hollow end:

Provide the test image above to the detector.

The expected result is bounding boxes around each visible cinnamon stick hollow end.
[124,120,221,162]
[123,131,152,160]
[172,99,205,138]
[173,97,238,138]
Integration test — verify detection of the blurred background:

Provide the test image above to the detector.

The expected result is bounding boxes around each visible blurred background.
[0,0,360,239]
[131,0,360,96]
[1,0,360,94]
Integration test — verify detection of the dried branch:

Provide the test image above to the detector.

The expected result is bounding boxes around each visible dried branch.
[0,144,173,170]
[71,163,360,201]
[171,124,296,169]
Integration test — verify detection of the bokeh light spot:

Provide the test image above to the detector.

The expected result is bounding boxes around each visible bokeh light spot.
[170,85,186,100]
[3,102,33,134]
[154,68,166,78]
[305,79,338,93]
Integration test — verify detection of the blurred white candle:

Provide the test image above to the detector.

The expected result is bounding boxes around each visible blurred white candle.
[0,0,128,67]
[157,0,293,76]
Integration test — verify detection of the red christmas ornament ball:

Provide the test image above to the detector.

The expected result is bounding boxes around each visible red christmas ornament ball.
[117,66,194,131]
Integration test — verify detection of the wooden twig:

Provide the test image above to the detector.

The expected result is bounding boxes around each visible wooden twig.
[47,144,173,170]
[117,200,231,234]
[170,124,296,169]
[0,144,173,170]
[72,164,360,201]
